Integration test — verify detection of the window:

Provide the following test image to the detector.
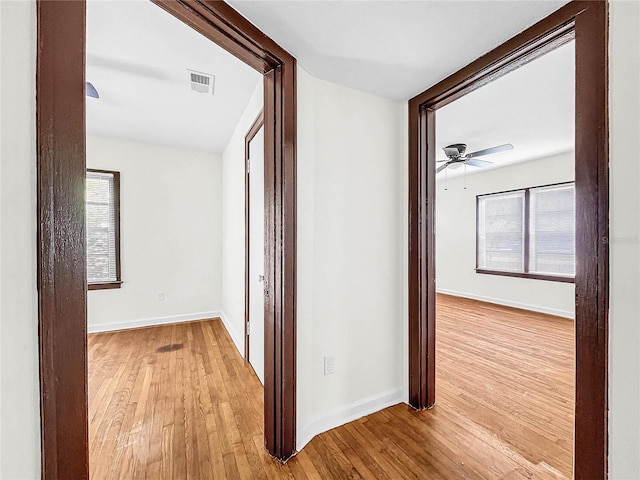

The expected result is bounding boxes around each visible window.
[86,169,121,289]
[476,182,575,282]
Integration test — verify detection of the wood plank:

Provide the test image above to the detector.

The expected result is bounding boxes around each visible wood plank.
[89,296,573,479]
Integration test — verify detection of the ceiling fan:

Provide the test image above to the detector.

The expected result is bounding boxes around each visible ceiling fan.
[436,143,513,174]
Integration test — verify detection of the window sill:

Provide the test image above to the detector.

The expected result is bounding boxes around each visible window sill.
[88,281,122,291]
[475,269,575,284]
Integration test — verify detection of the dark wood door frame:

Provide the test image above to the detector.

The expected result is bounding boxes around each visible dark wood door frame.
[37,1,297,478]
[408,1,608,478]
[245,110,265,362]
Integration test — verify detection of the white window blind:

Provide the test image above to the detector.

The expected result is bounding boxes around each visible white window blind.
[477,182,575,280]
[86,171,118,284]
[529,184,575,276]
[477,191,525,272]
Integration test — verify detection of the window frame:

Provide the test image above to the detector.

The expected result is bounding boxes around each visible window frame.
[86,168,122,290]
[475,181,575,284]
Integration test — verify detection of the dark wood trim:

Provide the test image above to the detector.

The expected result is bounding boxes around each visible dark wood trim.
[86,168,121,290]
[245,110,265,362]
[475,195,480,279]
[407,97,419,406]
[408,103,438,409]
[523,188,531,274]
[37,2,297,477]
[261,62,298,459]
[86,168,120,175]
[37,1,89,479]
[112,171,121,287]
[408,1,608,478]
[573,1,609,477]
[425,107,437,408]
[475,269,575,284]
[88,282,122,290]
[476,180,575,198]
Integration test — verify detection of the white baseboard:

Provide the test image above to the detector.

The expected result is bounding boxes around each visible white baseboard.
[296,388,403,452]
[219,310,245,358]
[88,310,222,334]
[436,288,575,319]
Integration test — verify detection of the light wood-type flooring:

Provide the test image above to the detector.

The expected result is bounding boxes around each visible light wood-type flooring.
[88,293,574,479]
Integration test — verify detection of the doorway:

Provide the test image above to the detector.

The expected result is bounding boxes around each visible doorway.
[408,2,608,478]
[246,114,266,383]
[36,1,297,477]
[431,38,576,477]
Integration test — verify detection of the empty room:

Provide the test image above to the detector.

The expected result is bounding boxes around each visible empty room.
[83,1,268,476]
[434,40,575,477]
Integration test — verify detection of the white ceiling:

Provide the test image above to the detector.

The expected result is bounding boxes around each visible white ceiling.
[86,0,573,158]
[86,0,261,154]
[436,40,575,178]
[227,0,570,101]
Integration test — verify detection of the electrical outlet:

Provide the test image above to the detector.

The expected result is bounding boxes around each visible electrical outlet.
[158,292,165,302]
[324,355,335,375]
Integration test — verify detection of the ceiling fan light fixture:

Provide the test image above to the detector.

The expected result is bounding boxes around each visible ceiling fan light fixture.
[437,142,513,174]
[444,143,466,157]
[86,82,99,99]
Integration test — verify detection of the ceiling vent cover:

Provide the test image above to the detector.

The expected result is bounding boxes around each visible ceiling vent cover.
[187,69,215,95]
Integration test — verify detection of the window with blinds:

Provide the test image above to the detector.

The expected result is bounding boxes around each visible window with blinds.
[529,184,575,276]
[476,182,575,282]
[86,170,121,288]
[477,191,525,272]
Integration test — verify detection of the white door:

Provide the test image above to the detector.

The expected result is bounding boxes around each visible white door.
[248,127,265,384]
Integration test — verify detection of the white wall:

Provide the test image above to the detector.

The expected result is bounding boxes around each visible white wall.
[86,135,222,332]
[296,67,405,449]
[609,1,640,478]
[220,81,263,354]
[1,2,3,474]
[436,152,575,319]
[0,1,40,478]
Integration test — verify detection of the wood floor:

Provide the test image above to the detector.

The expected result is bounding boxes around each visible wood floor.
[88,294,574,479]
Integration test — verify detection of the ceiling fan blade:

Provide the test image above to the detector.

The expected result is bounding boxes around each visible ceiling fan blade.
[465,158,493,168]
[436,162,451,174]
[436,159,450,163]
[467,143,513,158]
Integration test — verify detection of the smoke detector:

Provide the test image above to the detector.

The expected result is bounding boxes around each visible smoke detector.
[187,69,215,95]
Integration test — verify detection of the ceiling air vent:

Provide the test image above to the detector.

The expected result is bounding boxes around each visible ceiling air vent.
[187,69,215,95]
